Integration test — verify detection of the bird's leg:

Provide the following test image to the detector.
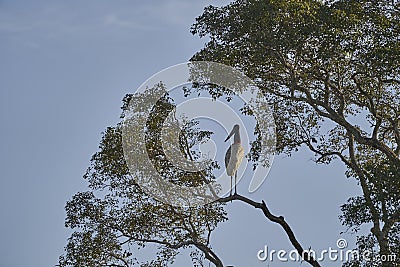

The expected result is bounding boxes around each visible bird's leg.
[230,176,232,196]
[234,172,237,195]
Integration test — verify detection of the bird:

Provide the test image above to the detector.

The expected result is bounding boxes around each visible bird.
[224,124,245,196]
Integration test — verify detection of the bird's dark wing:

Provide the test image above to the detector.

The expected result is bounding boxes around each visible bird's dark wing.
[225,145,231,168]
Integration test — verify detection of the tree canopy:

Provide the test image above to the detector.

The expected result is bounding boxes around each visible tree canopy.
[190,0,399,266]
[60,0,399,266]
[59,89,228,267]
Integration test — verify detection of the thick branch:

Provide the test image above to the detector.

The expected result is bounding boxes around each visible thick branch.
[193,241,224,267]
[290,83,400,166]
[347,134,393,264]
[217,194,321,267]
[382,208,400,237]
[347,134,381,226]
[134,238,224,267]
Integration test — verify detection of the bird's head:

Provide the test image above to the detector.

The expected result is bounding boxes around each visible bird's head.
[225,124,240,142]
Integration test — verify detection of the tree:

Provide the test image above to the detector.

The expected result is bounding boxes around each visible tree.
[59,86,228,267]
[190,0,399,266]
[59,0,399,266]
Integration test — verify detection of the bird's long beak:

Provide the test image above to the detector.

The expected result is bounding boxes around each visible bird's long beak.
[224,129,234,142]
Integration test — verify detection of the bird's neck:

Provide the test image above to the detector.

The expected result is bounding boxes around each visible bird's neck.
[234,132,241,144]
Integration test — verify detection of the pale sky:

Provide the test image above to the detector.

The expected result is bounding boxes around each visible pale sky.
[0,1,363,267]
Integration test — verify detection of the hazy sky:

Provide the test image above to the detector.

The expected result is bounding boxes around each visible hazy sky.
[0,1,363,267]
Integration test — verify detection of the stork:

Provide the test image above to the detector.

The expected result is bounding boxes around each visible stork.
[225,124,245,196]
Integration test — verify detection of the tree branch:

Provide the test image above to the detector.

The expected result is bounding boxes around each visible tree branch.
[217,194,321,267]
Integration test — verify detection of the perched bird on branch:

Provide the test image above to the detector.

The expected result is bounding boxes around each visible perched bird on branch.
[225,124,244,196]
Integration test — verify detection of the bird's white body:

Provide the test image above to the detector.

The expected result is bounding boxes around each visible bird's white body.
[225,124,244,195]
[226,143,244,176]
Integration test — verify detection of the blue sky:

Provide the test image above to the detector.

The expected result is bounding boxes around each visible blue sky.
[0,1,363,266]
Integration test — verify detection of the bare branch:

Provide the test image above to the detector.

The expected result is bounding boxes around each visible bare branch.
[217,194,321,267]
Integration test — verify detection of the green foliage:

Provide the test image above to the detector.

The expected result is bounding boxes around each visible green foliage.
[190,0,399,266]
[59,89,227,267]
[60,1,399,266]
